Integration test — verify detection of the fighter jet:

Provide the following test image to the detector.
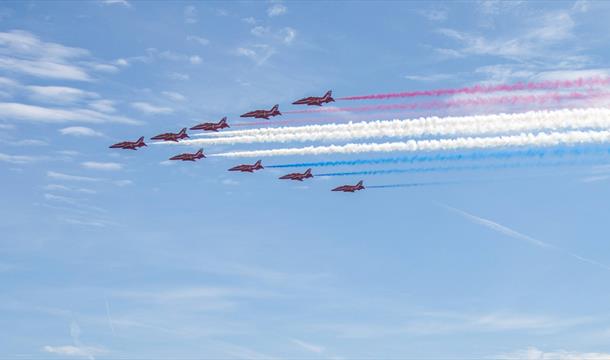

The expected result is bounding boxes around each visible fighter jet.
[332,180,365,192]
[169,148,205,161]
[190,117,230,132]
[151,128,189,142]
[240,105,281,120]
[279,168,313,181]
[109,136,147,150]
[292,90,335,106]
[228,160,264,172]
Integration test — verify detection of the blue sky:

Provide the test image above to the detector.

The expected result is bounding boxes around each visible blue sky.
[3,1,610,359]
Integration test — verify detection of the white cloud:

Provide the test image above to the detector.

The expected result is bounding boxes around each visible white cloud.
[27,85,98,103]
[0,123,15,130]
[88,99,116,113]
[60,126,104,137]
[235,45,275,65]
[290,339,324,354]
[251,26,270,37]
[43,345,106,358]
[0,152,37,164]
[82,161,123,171]
[279,27,296,44]
[187,35,210,46]
[0,102,140,124]
[419,8,448,22]
[162,91,186,101]
[0,30,93,81]
[404,73,455,82]
[222,178,239,186]
[498,347,610,360]
[184,5,198,24]
[267,3,287,17]
[44,184,96,194]
[113,179,133,187]
[47,171,101,182]
[131,101,173,114]
[3,139,48,146]
[168,72,190,81]
[242,17,257,25]
[101,0,130,6]
[189,55,202,64]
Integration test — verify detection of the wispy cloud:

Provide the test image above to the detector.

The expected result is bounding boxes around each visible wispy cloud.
[27,85,98,104]
[131,101,173,115]
[0,30,96,81]
[161,91,186,102]
[267,3,287,17]
[235,45,275,65]
[42,345,106,358]
[290,339,324,354]
[81,161,123,171]
[100,0,130,7]
[60,126,104,137]
[0,152,38,164]
[47,171,101,182]
[187,35,209,46]
[497,347,610,360]
[184,5,198,24]
[0,102,141,124]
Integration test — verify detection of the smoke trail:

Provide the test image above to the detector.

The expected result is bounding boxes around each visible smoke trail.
[338,76,610,101]
[316,159,602,178]
[268,146,610,169]
[178,108,610,146]
[368,181,459,189]
[210,130,610,158]
[286,91,607,114]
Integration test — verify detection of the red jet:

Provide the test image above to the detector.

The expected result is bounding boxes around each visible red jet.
[228,160,264,172]
[332,180,365,192]
[240,105,281,120]
[151,128,189,142]
[292,90,335,106]
[109,136,147,150]
[279,168,313,181]
[190,117,230,132]
[170,148,205,162]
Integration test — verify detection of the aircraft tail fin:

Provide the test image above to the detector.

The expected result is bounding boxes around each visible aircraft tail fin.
[356,180,363,187]
[325,90,332,98]
[180,127,187,135]
[305,168,312,176]
[197,148,205,157]
[137,136,147,146]
[255,160,263,168]
[219,117,227,124]
[272,104,280,114]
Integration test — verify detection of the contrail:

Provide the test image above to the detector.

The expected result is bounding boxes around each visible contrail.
[179,108,610,146]
[286,91,607,114]
[443,205,610,272]
[210,130,610,158]
[267,147,610,169]
[338,76,610,101]
[104,296,115,336]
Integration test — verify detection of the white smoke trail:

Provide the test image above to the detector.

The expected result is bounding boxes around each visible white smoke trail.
[210,130,610,158]
[177,108,610,146]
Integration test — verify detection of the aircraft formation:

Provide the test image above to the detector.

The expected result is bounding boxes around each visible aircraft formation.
[109,90,363,192]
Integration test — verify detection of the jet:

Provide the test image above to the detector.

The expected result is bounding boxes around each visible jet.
[332,180,365,192]
[190,117,230,132]
[151,128,189,142]
[228,160,264,173]
[279,168,313,181]
[109,136,147,150]
[292,90,335,106]
[240,105,281,120]
[169,148,205,161]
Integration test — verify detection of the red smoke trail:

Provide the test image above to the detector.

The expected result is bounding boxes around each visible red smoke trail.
[338,76,610,101]
[286,91,609,115]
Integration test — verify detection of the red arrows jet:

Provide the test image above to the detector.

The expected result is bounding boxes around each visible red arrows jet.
[332,180,365,192]
[190,117,230,132]
[151,128,189,142]
[292,90,335,106]
[169,148,205,161]
[228,160,264,172]
[240,105,281,120]
[109,136,147,150]
[279,168,313,181]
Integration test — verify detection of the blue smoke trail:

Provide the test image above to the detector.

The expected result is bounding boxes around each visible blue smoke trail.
[316,158,604,178]
[267,146,610,169]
